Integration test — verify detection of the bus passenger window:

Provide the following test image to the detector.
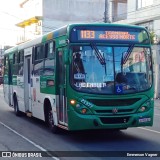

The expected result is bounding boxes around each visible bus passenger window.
[18,51,24,76]
[49,41,54,58]
[13,52,18,75]
[33,45,44,76]
[44,41,55,76]
[35,46,43,60]
[4,56,6,66]
[45,41,55,59]
[3,56,8,75]
[13,53,16,64]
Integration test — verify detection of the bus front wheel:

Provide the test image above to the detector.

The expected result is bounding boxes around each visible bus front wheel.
[47,105,59,134]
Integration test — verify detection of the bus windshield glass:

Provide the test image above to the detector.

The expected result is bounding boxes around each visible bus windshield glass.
[70,45,152,94]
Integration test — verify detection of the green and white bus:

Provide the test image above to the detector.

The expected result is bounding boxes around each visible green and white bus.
[3,23,154,133]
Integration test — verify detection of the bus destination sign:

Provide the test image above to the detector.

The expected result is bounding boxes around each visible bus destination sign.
[78,30,138,41]
[70,26,149,44]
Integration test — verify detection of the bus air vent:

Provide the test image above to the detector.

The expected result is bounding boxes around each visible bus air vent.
[87,98,141,106]
[95,109,133,114]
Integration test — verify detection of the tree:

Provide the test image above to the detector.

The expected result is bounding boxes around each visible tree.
[149,31,160,44]
[149,31,156,44]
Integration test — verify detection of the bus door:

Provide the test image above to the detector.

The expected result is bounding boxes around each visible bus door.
[24,53,32,113]
[57,48,67,125]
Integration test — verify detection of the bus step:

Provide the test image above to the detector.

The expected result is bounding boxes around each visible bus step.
[26,112,32,117]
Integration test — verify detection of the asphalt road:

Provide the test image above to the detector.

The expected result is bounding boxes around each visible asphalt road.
[0,85,160,160]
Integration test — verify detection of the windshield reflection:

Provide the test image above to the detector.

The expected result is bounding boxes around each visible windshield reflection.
[70,45,152,94]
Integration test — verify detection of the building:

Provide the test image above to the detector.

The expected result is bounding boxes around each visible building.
[16,0,43,43]
[16,0,107,44]
[110,0,160,98]
[0,46,4,67]
[111,0,160,37]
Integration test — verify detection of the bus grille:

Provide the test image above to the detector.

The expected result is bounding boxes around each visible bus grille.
[87,98,141,106]
[95,109,133,114]
[100,117,130,124]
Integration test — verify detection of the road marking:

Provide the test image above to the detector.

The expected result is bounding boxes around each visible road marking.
[0,121,59,160]
[139,127,160,134]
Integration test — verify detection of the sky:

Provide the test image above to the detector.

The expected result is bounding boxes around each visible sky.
[0,0,22,46]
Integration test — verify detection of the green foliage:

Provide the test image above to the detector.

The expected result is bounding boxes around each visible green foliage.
[149,31,156,44]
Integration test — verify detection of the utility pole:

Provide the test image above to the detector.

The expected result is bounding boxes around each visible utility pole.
[104,0,109,23]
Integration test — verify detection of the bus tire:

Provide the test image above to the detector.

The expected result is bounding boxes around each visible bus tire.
[112,128,127,132]
[13,95,22,116]
[46,104,59,134]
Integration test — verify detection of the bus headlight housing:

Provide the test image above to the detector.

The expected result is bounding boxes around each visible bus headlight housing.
[70,99,92,114]
[137,100,151,113]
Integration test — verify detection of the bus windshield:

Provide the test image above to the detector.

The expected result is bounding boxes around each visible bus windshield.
[70,45,152,94]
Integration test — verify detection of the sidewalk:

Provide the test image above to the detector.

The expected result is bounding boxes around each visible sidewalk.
[154,99,160,107]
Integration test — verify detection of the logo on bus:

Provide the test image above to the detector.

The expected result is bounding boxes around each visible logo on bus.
[112,108,118,114]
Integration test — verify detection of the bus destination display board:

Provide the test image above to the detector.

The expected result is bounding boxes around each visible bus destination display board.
[70,26,149,44]
[79,30,136,41]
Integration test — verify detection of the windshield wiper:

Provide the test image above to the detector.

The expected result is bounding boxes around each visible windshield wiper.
[90,43,107,74]
[122,44,134,64]
[90,43,106,65]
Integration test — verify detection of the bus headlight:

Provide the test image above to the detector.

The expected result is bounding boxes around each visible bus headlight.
[138,106,146,112]
[70,99,76,105]
[81,108,87,114]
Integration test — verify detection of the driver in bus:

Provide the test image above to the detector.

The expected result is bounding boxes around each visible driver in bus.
[73,52,85,84]
[73,52,85,74]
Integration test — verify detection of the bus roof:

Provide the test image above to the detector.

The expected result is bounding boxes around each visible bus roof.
[4,23,148,56]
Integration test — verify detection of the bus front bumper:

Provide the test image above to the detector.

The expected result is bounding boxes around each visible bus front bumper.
[68,108,153,131]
